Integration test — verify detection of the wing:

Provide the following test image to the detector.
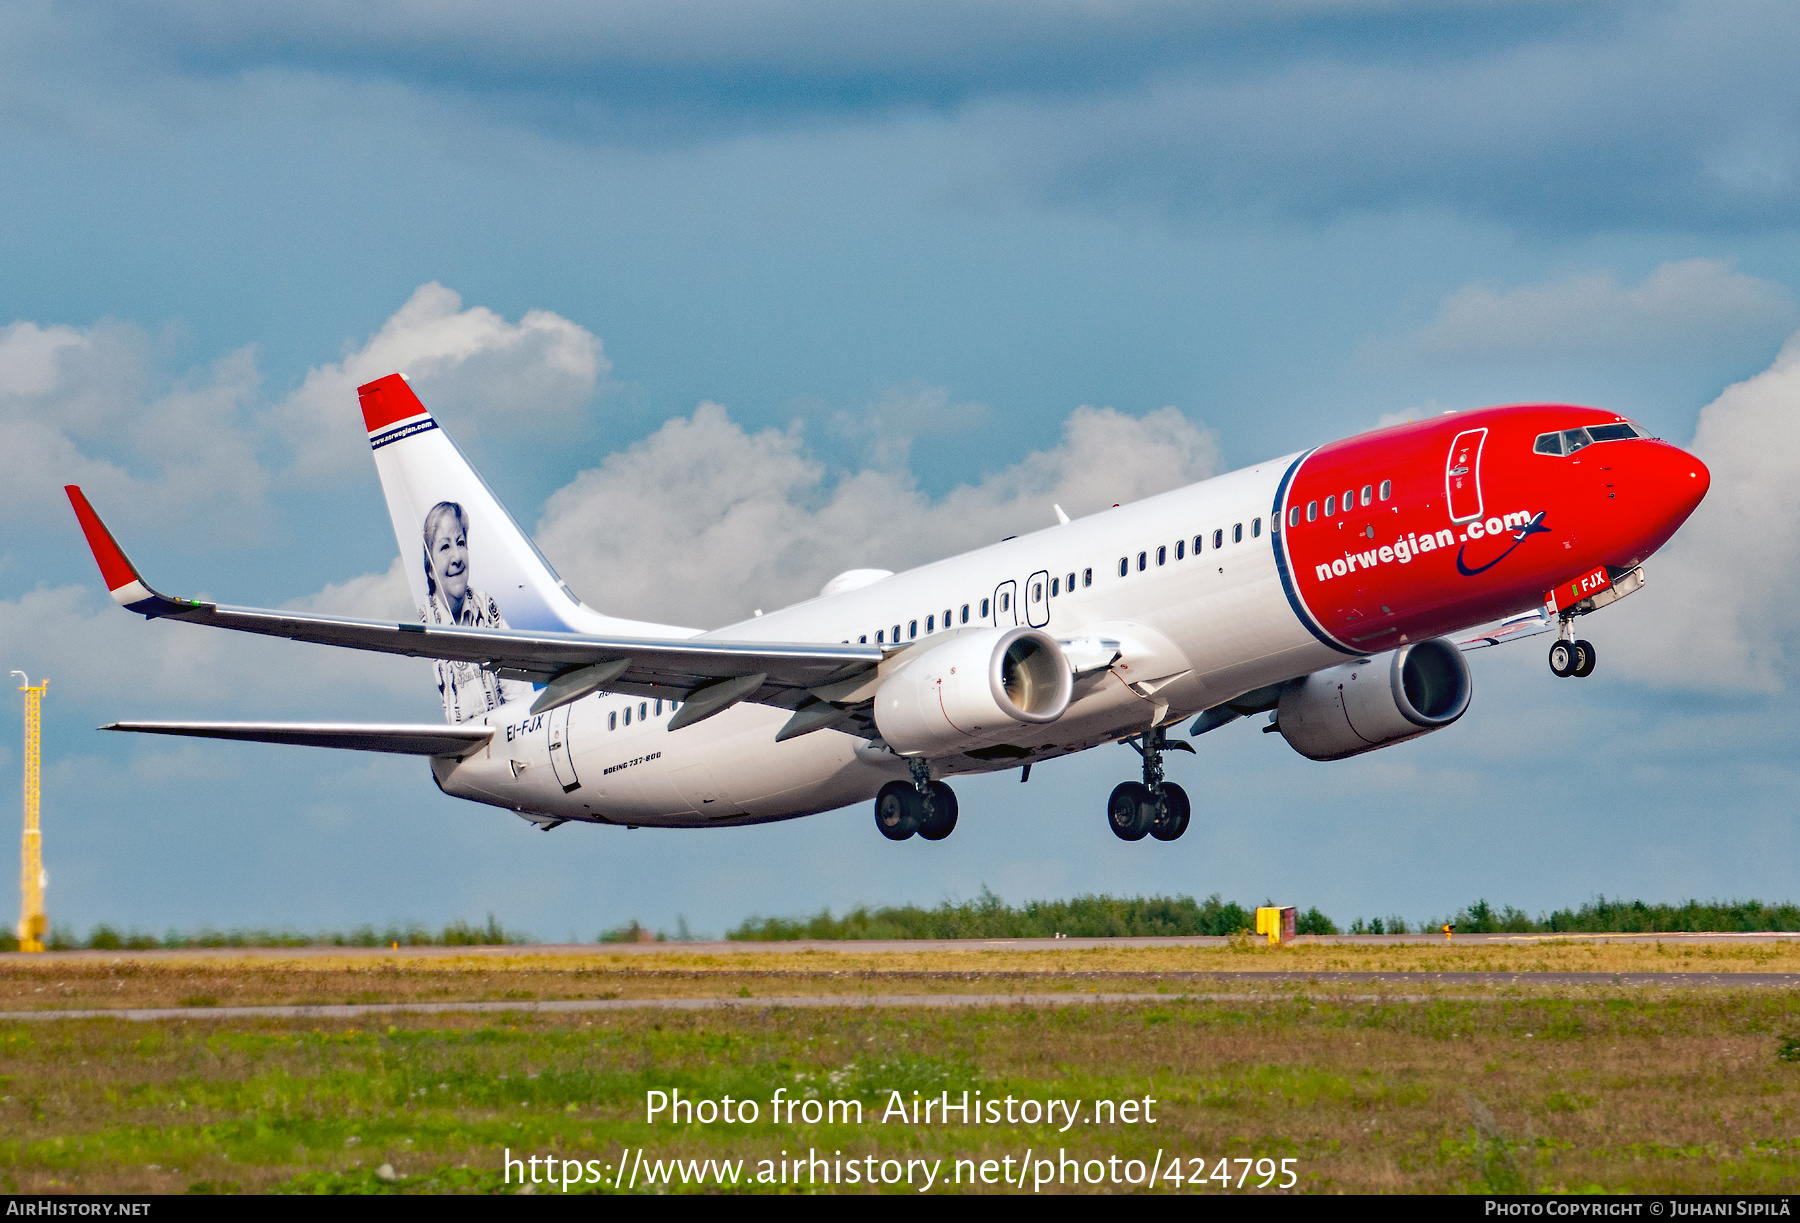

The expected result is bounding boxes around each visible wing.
[103,721,494,757]
[67,486,884,725]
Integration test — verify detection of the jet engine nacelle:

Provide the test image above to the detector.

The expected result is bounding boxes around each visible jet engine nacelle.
[874,626,1073,757]
[1277,637,1472,761]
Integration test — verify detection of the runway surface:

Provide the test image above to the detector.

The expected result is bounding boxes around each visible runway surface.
[0,971,1793,1022]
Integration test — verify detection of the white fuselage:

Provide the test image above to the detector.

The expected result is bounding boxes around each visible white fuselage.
[434,454,1340,827]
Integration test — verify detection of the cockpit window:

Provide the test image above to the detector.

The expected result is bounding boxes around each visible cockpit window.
[1585,422,1640,442]
[1533,421,1641,456]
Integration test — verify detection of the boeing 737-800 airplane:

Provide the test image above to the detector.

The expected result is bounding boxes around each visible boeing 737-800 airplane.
[68,375,1709,842]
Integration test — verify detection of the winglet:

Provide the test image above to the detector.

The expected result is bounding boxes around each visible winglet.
[64,486,193,617]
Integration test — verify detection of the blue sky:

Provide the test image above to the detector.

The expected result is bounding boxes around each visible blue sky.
[2,0,1798,938]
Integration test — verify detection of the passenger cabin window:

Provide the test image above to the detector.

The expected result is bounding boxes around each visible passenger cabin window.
[1118,557,1128,577]
[1032,582,1042,603]
[655,699,663,715]
[1287,506,1300,528]
[1175,540,1185,559]
[1000,593,1010,611]
[1379,479,1392,500]
[1252,517,1262,538]
[1050,577,1059,596]
[608,711,617,731]
[1361,485,1373,507]
[1193,534,1203,555]
[876,629,884,643]
[1343,489,1354,511]
[1324,495,1336,516]
[1066,571,1076,590]
[943,608,951,625]
[908,620,917,639]
[622,706,631,726]
[926,614,935,632]
[981,598,990,617]
[1233,523,1243,543]
[1083,568,1093,587]
[1137,551,1147,572]
[639,702,647,721]
[1156,545,1167,566]
[960,604,970,623]
[1212,529,1223,549]
[893,623,902,640]
[1307,500,1318,522]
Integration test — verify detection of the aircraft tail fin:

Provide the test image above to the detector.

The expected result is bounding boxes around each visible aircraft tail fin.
[358,374,695,722]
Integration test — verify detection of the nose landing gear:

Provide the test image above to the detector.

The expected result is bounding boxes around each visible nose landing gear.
[1109,727,1193,842]
[1548,619,1597,678]
[875,760,959,841]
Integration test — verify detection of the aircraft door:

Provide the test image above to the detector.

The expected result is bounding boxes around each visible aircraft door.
[1445,428,1488,523]
[548,703,580,793]
[992,580,1018,626]
[1025,569,1051,628]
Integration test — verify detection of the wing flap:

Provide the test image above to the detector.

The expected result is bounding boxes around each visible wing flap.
[103,721,495,758]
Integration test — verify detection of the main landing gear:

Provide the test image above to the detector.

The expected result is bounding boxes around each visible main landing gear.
[1109,727,1193,842]
[874,759,958,842]
[1547,618,1597,679]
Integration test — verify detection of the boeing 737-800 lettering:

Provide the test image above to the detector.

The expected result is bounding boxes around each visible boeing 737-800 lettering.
[67,375,1709,842]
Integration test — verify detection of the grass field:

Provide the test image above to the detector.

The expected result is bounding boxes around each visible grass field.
[5,938,1800,1011]
[3,942,1798,1195]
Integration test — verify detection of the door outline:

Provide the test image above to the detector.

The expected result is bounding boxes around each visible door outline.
[548,703,580,793]
[992,580,1018,626]
[1445,427,1488,524]
[1025,569,1051,628]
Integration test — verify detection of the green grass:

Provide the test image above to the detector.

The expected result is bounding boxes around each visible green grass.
[3,993,1798,1193]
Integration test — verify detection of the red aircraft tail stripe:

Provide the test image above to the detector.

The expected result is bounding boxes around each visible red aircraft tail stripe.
[357,373,429,434]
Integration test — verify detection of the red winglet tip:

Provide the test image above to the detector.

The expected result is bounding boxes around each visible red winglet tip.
[64,486,141,592]
[357,373,430,434]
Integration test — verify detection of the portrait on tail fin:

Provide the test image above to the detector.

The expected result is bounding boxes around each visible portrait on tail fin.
[421,500,532,722]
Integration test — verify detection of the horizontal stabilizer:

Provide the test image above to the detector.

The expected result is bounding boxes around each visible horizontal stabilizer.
[102,721,494,758]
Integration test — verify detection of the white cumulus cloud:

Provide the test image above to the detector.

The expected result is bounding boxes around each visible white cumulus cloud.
[1365,259,1797,366]
[271,282,608,479]
[534,401,1219,628]
[1609,331,1800,693]
[0,320,267,534]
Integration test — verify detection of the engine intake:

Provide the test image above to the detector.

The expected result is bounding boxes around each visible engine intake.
[874,627,1072,757]
[1277,637,1471,761]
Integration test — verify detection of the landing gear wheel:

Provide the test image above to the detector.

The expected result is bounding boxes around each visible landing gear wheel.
[919,782,959,840]
[875,780,923,841]
[1107,781,1156,841]
[1572,639,1596,678]
[1548,639,1576,677]
[1150,783,1190,841]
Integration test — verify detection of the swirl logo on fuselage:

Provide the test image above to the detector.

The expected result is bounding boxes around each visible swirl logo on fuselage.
[1455,511,1549,576]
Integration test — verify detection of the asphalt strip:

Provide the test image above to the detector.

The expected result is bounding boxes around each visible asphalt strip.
[2,974,1797,1023]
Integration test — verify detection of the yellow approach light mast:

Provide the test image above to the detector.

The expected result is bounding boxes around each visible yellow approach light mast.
[12,672,46,953]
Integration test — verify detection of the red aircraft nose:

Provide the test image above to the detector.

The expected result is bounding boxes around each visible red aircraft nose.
[1618,439,1709,564]
[1654,439,1710,521]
